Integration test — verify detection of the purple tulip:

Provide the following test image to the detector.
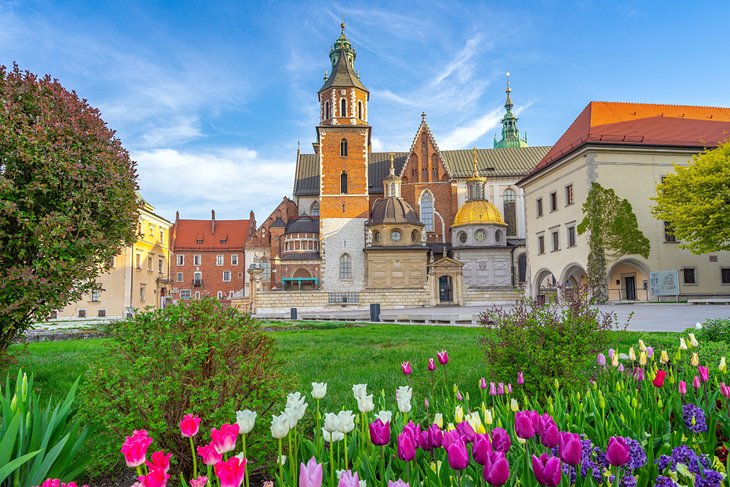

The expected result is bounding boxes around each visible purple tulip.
[456,420,476,443]
[402,421,420,445]
[692,375,701,390]
[427,424,443,449]
[483,451,509,487]
[442,430,461,450]
[489,382,497,396]
[397,431,416,461]
[299,457,323,487]
[418,430,431,451]
[558,432,581,466]
[607,348,615,359]
[446,438,469,471]
[437,350,448,365]
[646,346,654,358]
[427,358,436,371]
[678,380,687,396]
[490,428,511,453]
[401,361,412,376]
[472,434,492,465]
[535,413,553,437]
[517,371,524,385]
[633,367,644,381]
[369,419,390,446]
[540,422,559,449]
[456,390,463,401]
[618,364,625,372]
[507,383,512,394]
[337,471,359,487]
[596,353,606,366]
[605,437,630,467]
[514,411,536,439]
[698,365,709,382]
[387,481,409,487]
[479,377,488,389]
[497,383,505,395]
[532,454,562,487]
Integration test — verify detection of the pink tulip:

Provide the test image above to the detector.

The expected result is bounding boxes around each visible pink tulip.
[437,350,449,365]
[180,414,201,438]
[507,383,512,394]
[472,434,493,465]
[607,349,615,359]
[138,467,170,487]
[402,421,420,444]
[693,375,701,390]
[514,411,536,439]
[147,451,172,473]
[299,457,322,487]
[337,471,360,487]
[483,451,510,487]
[489,382,497,396]
[479,377,488,389]
[456,390,463,401]
[38,480,88,487]
[678,380,687,396]
[190,477,208,487]
[387,481,409,487]
[214,457,246,487]
[121,430,153,468]
[596,353,606,366]
[446,438,469,470]
[517,371,524,385]
[497,383,505,395]
[540,422,559,449]
[647,347,654,358]
[424,398,429,409]
[558,432,581,466]
[532,454,562,487]
[397,430,416,461]
[618,364,625,372]
[633,367,644,381]
[369,419,391,446]
[211,424,239,454]
[490,428,511,453]
[197,442,223,465]
[698,365,709,382]
[401,361,412,376]
[605,437,630,467]
[427,358,436,371]
[720,383,730,399]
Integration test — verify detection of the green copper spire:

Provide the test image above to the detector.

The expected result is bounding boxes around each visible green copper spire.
[329,19,356,71]
[494,70,528,149]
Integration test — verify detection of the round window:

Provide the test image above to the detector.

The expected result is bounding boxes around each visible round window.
[458,231,467,244]
[475,229,487,242]
[390,230,402,242]
[495,230,501,242]
[411,230,419,242]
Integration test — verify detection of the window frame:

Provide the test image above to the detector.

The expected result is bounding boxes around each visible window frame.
[551,230,560,252]
[340,98,347,117]
[193,255,202,266]
[223,270,232,282]
[231,254,239,265]
[537,198,543,217]
[176,254,184,266]
[216,254,224,266]
[340,171,348,194]
[180,289,191,300]
[419,190,435,232]
[721,267,730,285]
[682,267,697,285]
[176,272,184,282]
[339,253,353,280]
[550,192,558,212]
[567,226,576,247]
[565,184,574,206]
[340,138,348,157]
[537,234,545,255]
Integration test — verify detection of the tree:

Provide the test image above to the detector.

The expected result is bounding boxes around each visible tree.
[577,182,650,303]
[0,64,138,353]
[652,140,730,254]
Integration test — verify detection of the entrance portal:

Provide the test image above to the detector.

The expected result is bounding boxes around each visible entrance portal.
[439,275,453,303]
[625,275,637,301]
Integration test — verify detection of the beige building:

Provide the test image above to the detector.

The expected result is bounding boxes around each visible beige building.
[56,197,172,319]
[518,102,730,302]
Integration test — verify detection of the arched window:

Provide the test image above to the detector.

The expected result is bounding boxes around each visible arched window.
[518,254,527,284]
[340,98,347,117]
[310,201,320,216]
[340,138,348,157]
[324,101,330,120]
[419,191,434,232]
[503,189,517,237]
[339,253,352,280]
[340,171,348,194]
[358,101,363,119]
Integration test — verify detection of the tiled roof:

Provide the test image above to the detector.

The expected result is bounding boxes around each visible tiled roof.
[173,219,249,250]
[319,47,368,93]
[293,146,547,197]
[524,101,730,182]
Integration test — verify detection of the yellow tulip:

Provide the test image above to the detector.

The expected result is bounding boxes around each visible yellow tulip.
[467,412,486,434]
[688,333,698,348]
[484,408,493,425]
[660,350,669,364]
[510,398,519,412]
[691,353,699,367]
[638,340,647,352]
[454,405,464,424]
[434,413,443,428]
[629,347,636,361]
[612,352,619,367]
[639,351,647,366]
[679,338,688,350]
[719,356,727,373]
[447,423,456,431]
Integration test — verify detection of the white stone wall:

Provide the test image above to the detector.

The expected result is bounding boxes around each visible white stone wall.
[243,248,269,297]
[321,218,367,292]
[454,248,512,287]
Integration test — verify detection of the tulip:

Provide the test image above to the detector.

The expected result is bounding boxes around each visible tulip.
[299,457,322,487]
[483,451,509,487]
[454,405,465,423]
[456,420,476,443]
[691,352,699,367]
[356,394,374,413]
[121,431,153,468]
[428,358,436,371]
[324,413,340,433]
[369,419,390,446]
[322,429,344,443]
[618,364,624,372]
[388,481,409,487]
[397,431,416,461]
[137,467,169,487]
[639,351,647,366]
[190,477,208,487]
[426,423,443,448]
[688,333,698,347]
[337,471,359,487]
[633,367,644,381]
[628,347,636,361]
[236,410,257,435]
[270,413,290,439]
[467,411,486,434]
[514,411,536,439]
[660,350,669,364]
[311,382,327,400]
[437,350,449,365]
[198,442,223,465]
[678,380,687,396]
[456,390,463,401]
[377,410,392,424]
[180,415,201,438]
[532,454,562,487]
[215,457,246,487]
[721,383,730,399]
[148,451,172,473]
[401,361,412,376]
[446,438,469,470]
[396,386,412,414]
[647,347,654,358]
[352,384,367,400]
[507,383,512,394]
[489,382,497,396]
[497,383,505,395]
[441,430,460,450]
[596,353,606,366]
[719,356,727,373]
[479,377,488,389]
[510,398,519,412]
[558,432,581,466]
[424,398,429,410]
[517,371,524,385]
[540,422,559,449]
[679,337,688,350]
[605,437,630,467]
[433,413,443,428]
[638,339,647,352]
[483,406,493,425]
[692,375,701,390]
[336,411,355,434]
[698,365,709,382]
[472,434,493,465]
[611,352,620,367]
[491,427,511,453]
[653,370,667,388]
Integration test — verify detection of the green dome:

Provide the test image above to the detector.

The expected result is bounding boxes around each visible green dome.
[329,22,356,70]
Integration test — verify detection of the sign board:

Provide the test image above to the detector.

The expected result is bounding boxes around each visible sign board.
[650,270,679,297]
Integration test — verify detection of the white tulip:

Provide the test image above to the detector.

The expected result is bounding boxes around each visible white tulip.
[236,410,257,435]
[433,413,443,428]
[356,394,374,413]
[352,384,368,400]
[695,322,703,330]
[397,396,411,414]
[311,382,327,400]
[322,427,344,443]
[396,386,413,403]
[324,412,340,433]
[278,455,287,466]
[376,410,392,424]
[286,392,306,409]
[337,410,356,434]
[688,333,699,348]
[679,337,688,350]
[359,481,366,487]
[270,413,289,439]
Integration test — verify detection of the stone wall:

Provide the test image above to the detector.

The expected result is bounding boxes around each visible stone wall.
[251,288,431,313]
[321,218,367,292]
[464,287,522,305]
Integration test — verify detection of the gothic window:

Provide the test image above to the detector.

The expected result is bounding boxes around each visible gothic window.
[324,101,330,120]
[419,190,434,232]
[340,171,348,194]
[503,189,517,237]
[340,98,347,117]
[310,201,320,216]
[358,100,363,119]
[340,138,348,157]
[339,253,352,280]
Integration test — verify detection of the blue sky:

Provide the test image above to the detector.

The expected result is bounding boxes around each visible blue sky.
[2,0,729,223]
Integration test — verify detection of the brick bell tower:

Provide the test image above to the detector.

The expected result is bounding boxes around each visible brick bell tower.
[317,21,371,292]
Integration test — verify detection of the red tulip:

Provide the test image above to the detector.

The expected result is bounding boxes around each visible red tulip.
[490,428,511,453]
[531,454,562,487]
[180,414,201,437]
[472,434,493,465]
[211,424,239,454]
[605,437,630,467]
[653,370,667,388]
[138,466,170,487]
[437,350,449,365]
[214,457,246,487]
[558,432,582,466]
[369,419,391,446]
[121,430,153,468]
[514,411,536,439]
[483,451,510,487]
[446,438,469,470]
[197,442,223,465]
[401,361,412,376]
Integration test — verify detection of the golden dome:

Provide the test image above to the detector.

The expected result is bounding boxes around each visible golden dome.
[452,200,505,227]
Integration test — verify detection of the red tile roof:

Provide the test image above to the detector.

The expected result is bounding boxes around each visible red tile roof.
[172,219,250,250]
[523,102,730,181]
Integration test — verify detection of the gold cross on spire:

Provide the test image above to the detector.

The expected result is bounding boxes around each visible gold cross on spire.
[472,146,479,177]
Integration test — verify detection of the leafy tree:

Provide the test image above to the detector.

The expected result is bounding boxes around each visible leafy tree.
[0,64,138,353]
[652,140,730,254]
[577,182,650,303]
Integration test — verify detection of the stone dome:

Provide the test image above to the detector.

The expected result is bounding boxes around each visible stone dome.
[369,198,422,226]
[452,200,505,228]
[285,214,319,234]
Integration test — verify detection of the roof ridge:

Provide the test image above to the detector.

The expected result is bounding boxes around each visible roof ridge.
[401,117,452,178]
[591,100,730,110]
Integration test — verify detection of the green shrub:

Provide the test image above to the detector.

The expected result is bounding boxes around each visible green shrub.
[696,318,730,344]
[480,287,621,398]
[0,370,89,487]
[80,298,290,477]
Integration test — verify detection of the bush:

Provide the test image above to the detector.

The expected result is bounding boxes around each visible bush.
[80,298,289,477]
[697,318,730,344]
[480,286,620,398]
[0,370,89,487]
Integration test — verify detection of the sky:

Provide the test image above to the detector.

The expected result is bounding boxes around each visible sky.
[2,0,729,223]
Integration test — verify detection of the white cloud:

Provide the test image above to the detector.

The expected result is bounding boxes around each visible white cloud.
[439,107,503,149]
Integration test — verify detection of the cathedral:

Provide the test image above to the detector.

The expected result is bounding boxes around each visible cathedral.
[244,23,549,308]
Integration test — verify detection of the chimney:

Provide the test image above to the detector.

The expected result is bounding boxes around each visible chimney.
[175,211,180,223]
[211,209,216,234]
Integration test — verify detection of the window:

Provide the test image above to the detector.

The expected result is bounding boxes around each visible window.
[147,254,153,271]
[180,289,191,300]
[159,229,164,243]
[475,229,487,242]
[149,224,155,236]
[458,231,467,244]
[177,254,184,266]
[538,235,545,254]
[340,98,347,117]
[664,221,677,242]
[358,100,363,119]
[136,254,142,269]
[567,226,576,247]
[193,255,201,266]
[565,184,574,205]
[310,201,320,216]
[339,253,352,280]
[231,254,238,265]
[340,138,348,157]
[550,192,558,212]
[373,231,380,243]
[78,309,86,318]
[682,268,697,285]
[390,230,402,242]
[324,101,330,119]
[340,171,348,194]
[552,231,559,251]
[195,291,201,299]
[193,271,202,285]
[223,271,231,282]
[722,268,730,284]
[158,258,164,273]
[140,284,146,302]
[176,272,183,282]
[217,291,224,299]
[537,198,543,217]
[419,191,434,232]
[503,189,517,237]
[216,255,224,266]
[98,309,106,318]
[91,289,101,302]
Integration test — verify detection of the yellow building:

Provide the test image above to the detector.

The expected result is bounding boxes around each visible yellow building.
[56,196,172,319]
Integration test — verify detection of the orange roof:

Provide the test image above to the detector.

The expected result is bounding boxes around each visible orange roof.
[525,102,730,180]
[172,219,250,250]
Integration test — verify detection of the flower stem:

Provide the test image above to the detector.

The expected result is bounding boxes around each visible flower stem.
[242,434,249,487]
[344,432,349,468]
[190,436,198,479]
[330,440,336,487]
[278,438,284,486]
[380,446,386,487]
[288,431,296,484]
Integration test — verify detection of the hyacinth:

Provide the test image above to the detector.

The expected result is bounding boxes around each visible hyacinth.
[654,476,678,487]
[620,475,637,487]
[656,445,712,475]
[694,471,724,487]
[624,438,647,471]
[682,403,708,433]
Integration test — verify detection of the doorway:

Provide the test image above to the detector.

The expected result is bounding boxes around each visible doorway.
[625,275,636,301]
[439,275,453,303]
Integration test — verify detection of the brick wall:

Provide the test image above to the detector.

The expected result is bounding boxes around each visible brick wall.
[171,250,245,300]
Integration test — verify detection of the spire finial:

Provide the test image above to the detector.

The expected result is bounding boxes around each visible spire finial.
[323,69,328,81]
[341,16,346,35]
[389,151,395,176]
[506,68,511,92]
[421,112,427,122]
[472,146,479,177]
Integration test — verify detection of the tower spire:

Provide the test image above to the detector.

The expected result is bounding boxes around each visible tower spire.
[472,146,479,177]
[389,151,395,176]
[504,69,513,111]
[493,69,528,149]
